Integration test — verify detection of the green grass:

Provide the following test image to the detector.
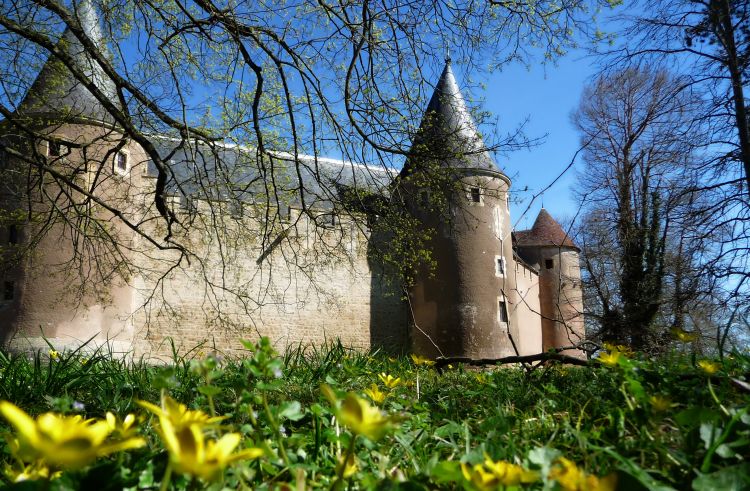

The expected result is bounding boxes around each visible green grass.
[0,339,748,490]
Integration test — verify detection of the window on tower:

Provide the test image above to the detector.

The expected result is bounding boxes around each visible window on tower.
[114,151,129,175]
[48,140,61,157]
[470,187,481,203]
[498,299,509,323]
[495,256,506,276]
[545,259,554,269]
[3,281,14,301]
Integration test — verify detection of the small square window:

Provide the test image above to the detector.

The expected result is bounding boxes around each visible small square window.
[495,257,506,276]
[8,225,17,245]
[498,300,508,323]
[545,259,554,269]
[470,187,481,203]
[320,212,338,228]
[48,140,61,157]
[114,151,129,175]
[4,281,14,301]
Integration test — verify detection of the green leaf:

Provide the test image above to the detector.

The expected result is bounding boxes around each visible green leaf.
[692,464,750,491]
[197,385,222,396]
[675,407,720,428]
[592,446,676,491]
[428,460,462,484]
[700,422,721,450]
[278,400,305,421]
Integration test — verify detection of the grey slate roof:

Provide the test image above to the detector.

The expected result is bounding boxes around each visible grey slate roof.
[149,140,396,210]
[17,0,119,123]
[403,60,502,175]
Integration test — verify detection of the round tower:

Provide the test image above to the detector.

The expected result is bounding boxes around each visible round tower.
[515,209,585,357]
[402,61,520,360]
[0,0,139,354]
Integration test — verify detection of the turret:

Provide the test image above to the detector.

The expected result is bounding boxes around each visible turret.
[15,0,120,124]
[402,60,520,359]
[0,0,138,355]
[515,209,585,357]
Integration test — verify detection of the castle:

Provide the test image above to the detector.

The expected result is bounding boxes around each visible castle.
[0,0,585,360]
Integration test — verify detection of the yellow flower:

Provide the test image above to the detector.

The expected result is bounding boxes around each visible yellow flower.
[483,454,538,486]
[0,401,145,470]
[337,453,358,478]
[363,384,387,404]
[5,461,62,483]
[698,360,720,375]
[106,412,139,437]
[461,462,499,490]
[323,385,394,441]
[598,350,621,367]
[672,329,698,342]
[410,354,436,367]
[340,393,393,440]
[378,373,401,389]
[48,350,59,361]
[159,419,263,482]
[461,456,537,489]
[648,395,672,413]
[137,396,225,430]
[549,457,616,491]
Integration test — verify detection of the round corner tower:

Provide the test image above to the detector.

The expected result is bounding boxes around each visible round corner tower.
[0,0,139,354]
[402,60,520,360]
[515,209,585,358]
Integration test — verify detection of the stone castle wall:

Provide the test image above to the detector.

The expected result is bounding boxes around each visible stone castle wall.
[0,133,408,359]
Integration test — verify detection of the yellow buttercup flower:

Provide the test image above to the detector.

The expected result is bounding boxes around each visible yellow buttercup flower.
[483,454,538,485]
[137,396,225,430]
[672,328,698,342]
[323,385,394,441]
[461,456,537,490]
[337,452,358,478]
[649,395,672,413]
[698,360,720,375]
[340,393,392,440]
[5,461,62,483]
[48,350,60,361]
[106,412,138,437]
[549,457,616,491]
[598,350,621,367]
[0,401,145,470]
[378,373,401,389]
[461,462,499,490]
[363,384,387,404]
[159,419,263,482]
[410,354,436,367]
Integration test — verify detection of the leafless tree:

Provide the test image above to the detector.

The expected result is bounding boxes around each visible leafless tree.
[601,0,750,351]
[572,67,716,351]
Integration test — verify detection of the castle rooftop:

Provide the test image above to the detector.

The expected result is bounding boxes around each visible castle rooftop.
[515,208,578,250]
[403,59,503,176]
[16,0,119,124]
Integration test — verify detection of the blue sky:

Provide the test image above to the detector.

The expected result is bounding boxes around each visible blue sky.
[475,53,598,231]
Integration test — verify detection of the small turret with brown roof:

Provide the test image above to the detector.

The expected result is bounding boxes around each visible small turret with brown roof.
[515,208,586,358]
[514,208,578,251]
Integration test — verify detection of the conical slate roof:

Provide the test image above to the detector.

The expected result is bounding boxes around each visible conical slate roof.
[17,0,119,124]
[515,208,578,249]
[404,60,500,174]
